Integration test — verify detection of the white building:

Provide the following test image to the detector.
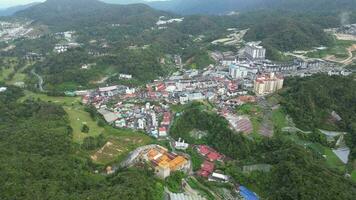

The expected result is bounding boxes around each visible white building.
[119,74,132,79]
[245,42,266,60]
[0,87,7,93]
[151,112,158,127]
[208,172,229,183]
[229,63,258,79]
[126,87,136,94]
[174,138,189,150]
[138,118,146,130]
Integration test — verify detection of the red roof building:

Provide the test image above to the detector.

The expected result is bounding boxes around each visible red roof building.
[207,152,222,162]
[198,161,215,178]
[161,112,171,126]
[197,145,223,162]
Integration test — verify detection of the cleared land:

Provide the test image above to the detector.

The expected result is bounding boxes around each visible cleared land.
[306,40,356,61]
[91,131,153,165]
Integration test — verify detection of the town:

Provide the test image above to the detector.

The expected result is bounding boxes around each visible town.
[0,1,355,199]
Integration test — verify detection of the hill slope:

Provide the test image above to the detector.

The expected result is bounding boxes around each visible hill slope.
[147,0,356,15]
[15,0,167,30]
[0,2,39,16]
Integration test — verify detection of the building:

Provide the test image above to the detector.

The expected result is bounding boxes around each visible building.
[198,161,215,178]
[119,74,132,79]
[208,172,229,183]
[197,145,223,162]
[0,87,7,93]
[159,127,167,137]
[254,73,284,95]
[245,42,266,60]
[143,146,189,179]
[229,63,258,79]
[174,138,189,150]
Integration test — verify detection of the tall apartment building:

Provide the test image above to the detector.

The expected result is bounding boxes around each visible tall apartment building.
[254,73,284,95]
[245,42,266,60]
[229,64,258,79]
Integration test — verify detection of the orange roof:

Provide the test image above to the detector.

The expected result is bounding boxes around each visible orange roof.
[159,155,170,162]
[169,156,187,170]
[158,160,170,168]
[148,149,159,160]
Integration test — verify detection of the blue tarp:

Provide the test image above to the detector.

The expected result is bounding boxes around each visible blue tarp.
[240,186,259,200]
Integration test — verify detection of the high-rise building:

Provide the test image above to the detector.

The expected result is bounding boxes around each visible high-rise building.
[245,42,266,60]
[229,64,258,79]
[254,73,284,95]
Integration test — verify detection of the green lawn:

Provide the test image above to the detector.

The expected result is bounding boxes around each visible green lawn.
[351,170,356,182]
[65,106,105,143]
[21,90,81,106]
[0,66,15,82]
[272,109,288,129]
[323,147,345,172]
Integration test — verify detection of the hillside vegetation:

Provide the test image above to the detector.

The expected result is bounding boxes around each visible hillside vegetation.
[0,86,164,200]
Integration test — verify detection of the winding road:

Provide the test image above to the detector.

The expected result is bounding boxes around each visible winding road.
[31,69,45,92]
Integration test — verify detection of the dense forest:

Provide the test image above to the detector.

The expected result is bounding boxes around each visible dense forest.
[15,0,168,31]
[170,102,253,159]
[171,102,356,199]
[0,86,164,200]
[243,12,334,52]
[280,75,356,160]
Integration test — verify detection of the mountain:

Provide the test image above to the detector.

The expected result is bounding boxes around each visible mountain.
[146,0,356,15]
[0,2,39,16]
[15,0,168,30]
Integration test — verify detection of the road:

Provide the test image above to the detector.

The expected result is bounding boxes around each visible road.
[341,45,356,66]
[31,69,44,92]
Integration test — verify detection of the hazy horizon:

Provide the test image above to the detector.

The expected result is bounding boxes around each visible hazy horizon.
[0,0,170,9]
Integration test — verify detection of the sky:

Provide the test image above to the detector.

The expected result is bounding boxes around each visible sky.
[0,0,43,8]
[0,0,169,9]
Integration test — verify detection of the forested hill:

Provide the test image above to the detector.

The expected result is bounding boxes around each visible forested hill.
[147,0,356,15]
[15,0,169,30]
[0,86,164,199]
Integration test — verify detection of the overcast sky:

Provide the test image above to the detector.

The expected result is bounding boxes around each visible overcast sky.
[0,0,43,8]
[0,0,170,9]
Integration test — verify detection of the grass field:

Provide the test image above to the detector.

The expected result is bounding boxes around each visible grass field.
[0,66,15,82]
[0,57,22,83]
[65,106,104,143]
[322,147,345,172]
[272,109,288,129]
[21,90,81,105]
[351,170,356,182]
[306,40,356,59]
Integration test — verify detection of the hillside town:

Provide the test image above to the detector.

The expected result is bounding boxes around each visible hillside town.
[1,1,356,199]
[74,42,351,142]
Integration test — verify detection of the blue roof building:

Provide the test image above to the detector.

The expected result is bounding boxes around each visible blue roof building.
[240,186,259,200]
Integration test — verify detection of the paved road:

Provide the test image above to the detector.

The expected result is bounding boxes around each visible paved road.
[31,69,44,92]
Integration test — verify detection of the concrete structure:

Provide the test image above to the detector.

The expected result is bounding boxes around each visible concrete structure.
[174,138,189,150]
[229,63,258,79]
[208,172,229,183]
[143,145,189,179]
[0,87,7,93]
[245,42,266,60]
[254,73,284,95]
